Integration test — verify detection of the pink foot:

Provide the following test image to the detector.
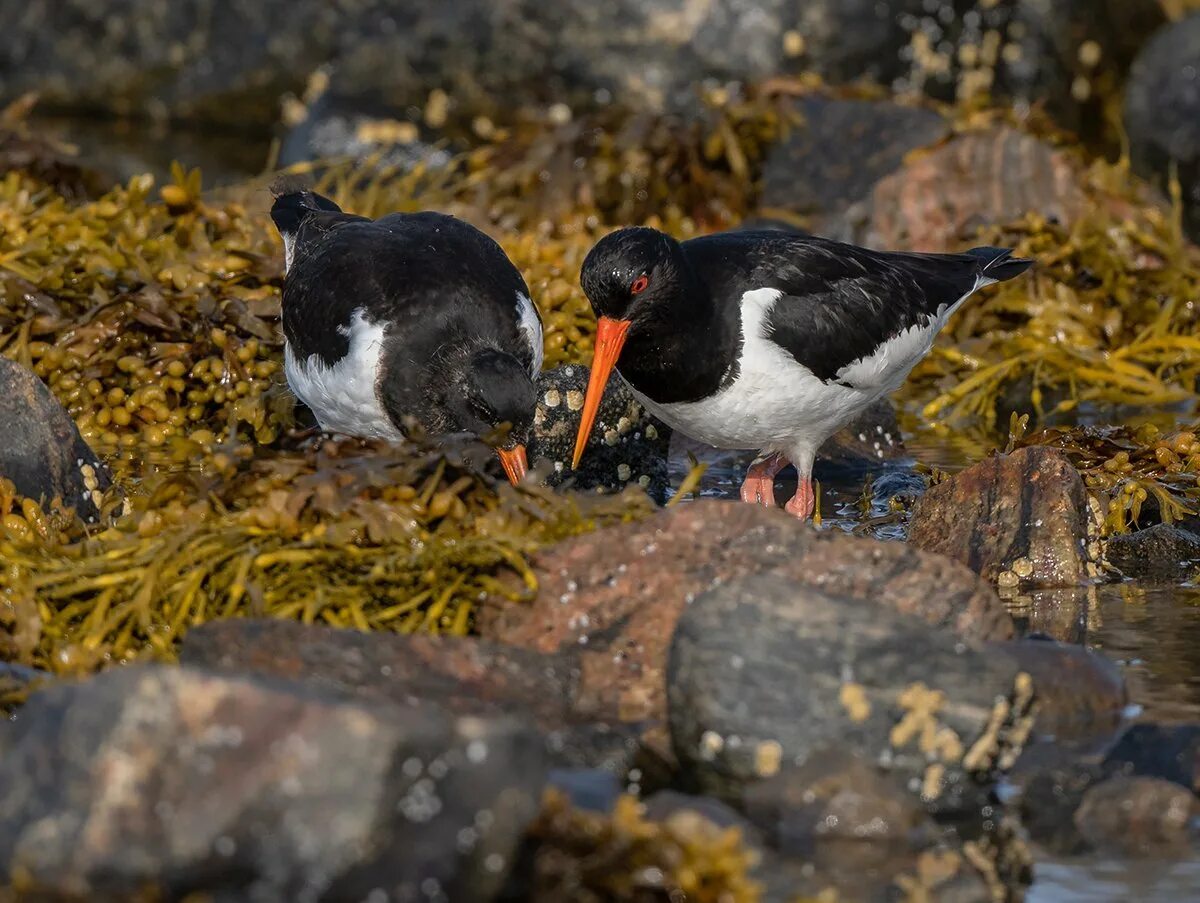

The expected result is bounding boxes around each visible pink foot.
[739,453,787,507]
[785,477,815,520]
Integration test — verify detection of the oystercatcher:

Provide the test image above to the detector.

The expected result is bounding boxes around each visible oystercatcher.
[270,184,543,484]
[571,227,1032,518]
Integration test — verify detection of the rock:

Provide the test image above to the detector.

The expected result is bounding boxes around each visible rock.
[478,501,1012,760]
[908,446,1091,589]
[1074,776,1197,855]
[1102,724,1200,791]
[819,396,908,467]
[0,665,545,901]
[758,96,950,225]
[641,790,764,840]
[1006,740,1106,852]
[827,127,1087,252]
[0,355,111,523]
[1106,523,1200,581]
[181,619,639,772]
[1,1,1163,137]
[667,573,1035,812]
[990,638,1127,743]
[1124,13,1200,243]
[529,364,671,502]
[741,751,933,854]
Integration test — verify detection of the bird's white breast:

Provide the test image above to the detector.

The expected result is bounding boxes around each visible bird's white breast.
[516,291,544,375]
[284,309,404,441]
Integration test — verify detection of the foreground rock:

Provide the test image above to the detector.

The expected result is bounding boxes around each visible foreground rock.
[1074,776,1198,856]
[181,619,638,772]
[1106,522,1200,581]
[479,501,1012,758]
[0,356,111,523]
[668,573,1035,813]
[826,128,1087,252]
[908,447,1092,589]
[1124,13,1200,243]
[0,666,545,901]
[530,364,671,501]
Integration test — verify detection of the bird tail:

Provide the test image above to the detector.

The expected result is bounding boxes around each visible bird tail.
[269,176,344,272]
[965,246,1034,284]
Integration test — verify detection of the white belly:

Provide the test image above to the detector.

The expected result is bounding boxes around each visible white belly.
[284,310,403,441]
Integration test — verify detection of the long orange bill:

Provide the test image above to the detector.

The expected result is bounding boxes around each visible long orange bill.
[572,316,631,469]
[495,445,528,486]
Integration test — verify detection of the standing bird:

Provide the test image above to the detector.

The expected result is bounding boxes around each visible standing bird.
[269,185,543,484]
[572,228,1032,518]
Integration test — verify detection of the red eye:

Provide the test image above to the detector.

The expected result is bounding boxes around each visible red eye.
[630,274,649,295]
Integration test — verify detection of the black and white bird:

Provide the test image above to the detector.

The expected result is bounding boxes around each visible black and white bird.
[269,185,543,484]
[572,227,1032,518]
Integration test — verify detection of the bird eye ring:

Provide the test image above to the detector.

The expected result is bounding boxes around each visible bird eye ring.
[630,274,649,295]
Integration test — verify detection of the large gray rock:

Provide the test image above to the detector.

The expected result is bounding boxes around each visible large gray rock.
[666,573,1036,814]
[1125,13,1200,242]
[0,355,111,523]
[0,0,1165,139]
[0,665,546,901]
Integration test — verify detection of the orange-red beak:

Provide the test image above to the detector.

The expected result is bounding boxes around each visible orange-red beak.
[572,316,631,469]
[495,445,528,486]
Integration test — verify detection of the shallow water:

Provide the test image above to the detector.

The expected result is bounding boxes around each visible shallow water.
[667,424,1200,902]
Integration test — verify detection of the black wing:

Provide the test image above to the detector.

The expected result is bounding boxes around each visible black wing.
[727,234,1026,384]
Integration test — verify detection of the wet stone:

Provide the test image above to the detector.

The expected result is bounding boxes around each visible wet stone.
[666,573,1034,814]
[1105,523,1200,581]
[0,355,113,523]
[529,364,671,502]
[1102,724,1200,792]
[819,396,908,468]
[908,447,1090,589]
[478,501,1012,762]
[0,665,546,901]
[181,619,639,773]
[1074,776,1198,856]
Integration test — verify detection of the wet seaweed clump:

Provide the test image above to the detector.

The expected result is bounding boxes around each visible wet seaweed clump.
[524,791,762,903]
[1011,418,1200,534]
[902,162,1200,439]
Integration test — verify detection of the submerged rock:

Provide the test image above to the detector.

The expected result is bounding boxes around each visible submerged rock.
[0,355,112,523]
[1074,776,1198,856]
[819,396,908,467]
[826,127,1087,252]
[478,501,1012,760]
[530,364,671,502]
[908,446,1091,589]
[1106,522,1200,581]
[1124,13,1200,243]
[0,665,545,901]
[1102,724,1200,792]
[181,619,639,772]
[667,573,1035,813]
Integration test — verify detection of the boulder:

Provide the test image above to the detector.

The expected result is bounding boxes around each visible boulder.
[1102,724,1200,791]
[758,96,950,225]
[819,396,908,467]
[666,573,1036,813]
[1124,13,1200,243]
[1106,523,1200,581]
[827,127,1087,252]
[0,355,112,523]
[478,501,1012,760]
[530,363,671,501]
[908,447,1092,589]
[181,619,639,773]
[0,665,545,901]
[1074,776,1198,856]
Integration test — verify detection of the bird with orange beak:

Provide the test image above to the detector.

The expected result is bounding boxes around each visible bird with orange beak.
[572,226,1031,518]
[270,183,542,485]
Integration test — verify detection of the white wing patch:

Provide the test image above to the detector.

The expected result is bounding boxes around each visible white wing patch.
[284,309,403,441]
[834,276,989,392]
[516,291,544,376]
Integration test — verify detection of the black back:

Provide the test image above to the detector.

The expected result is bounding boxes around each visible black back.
[615,230,1029,401]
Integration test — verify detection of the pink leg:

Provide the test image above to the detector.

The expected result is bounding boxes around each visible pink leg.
[739,452,787,507]
[784,476,815,520]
